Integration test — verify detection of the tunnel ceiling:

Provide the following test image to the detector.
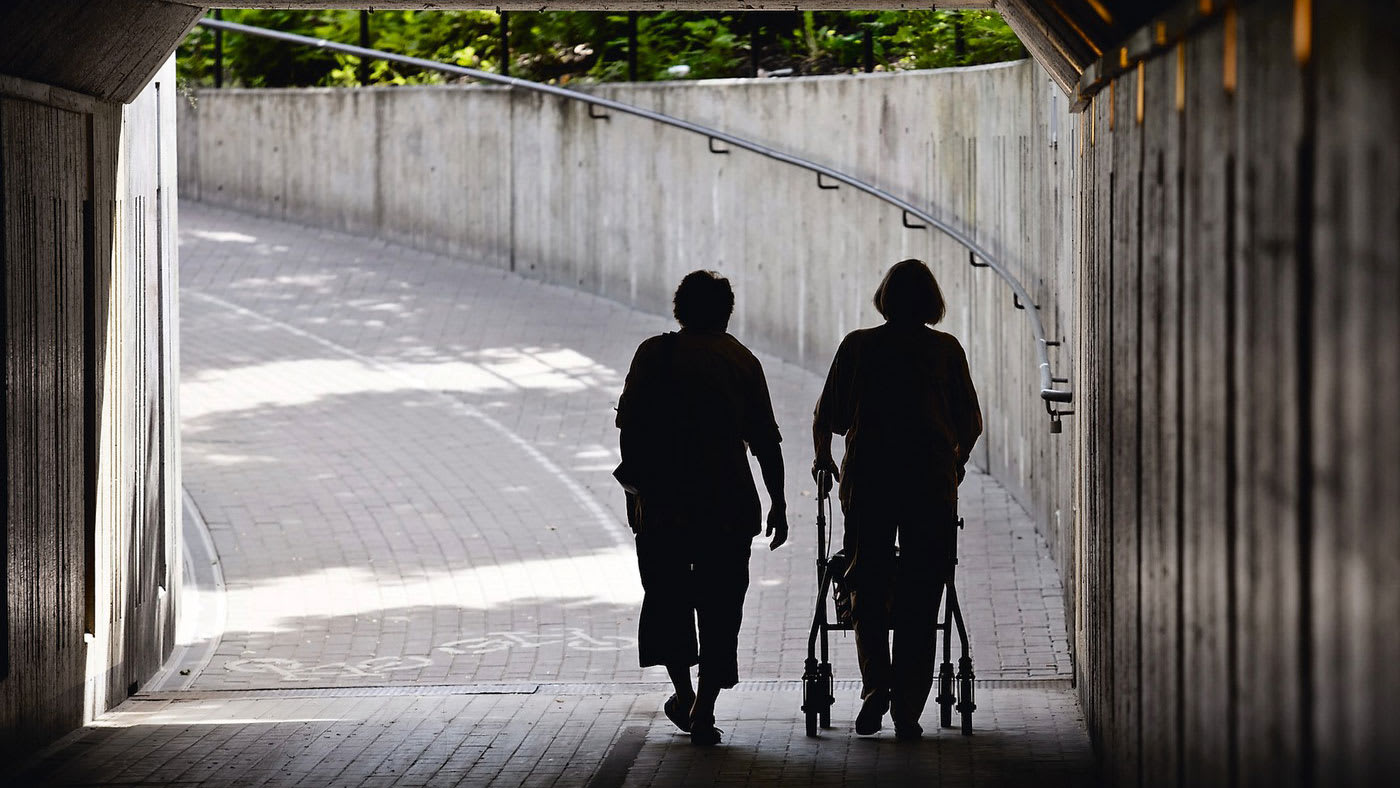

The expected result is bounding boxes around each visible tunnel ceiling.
[4,1,1174,104]
[226,1,996,6]
[189,2,997,7]
[0,1,207,103]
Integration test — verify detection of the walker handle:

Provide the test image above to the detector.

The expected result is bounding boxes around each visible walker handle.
[815,470,831,580]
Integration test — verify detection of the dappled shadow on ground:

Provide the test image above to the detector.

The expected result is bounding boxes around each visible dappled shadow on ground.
[177,202,1071,699]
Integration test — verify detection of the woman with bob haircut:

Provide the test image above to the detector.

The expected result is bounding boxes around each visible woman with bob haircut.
[811,258,982,740]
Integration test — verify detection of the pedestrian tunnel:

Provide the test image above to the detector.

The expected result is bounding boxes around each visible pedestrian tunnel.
[1,2,1398,786]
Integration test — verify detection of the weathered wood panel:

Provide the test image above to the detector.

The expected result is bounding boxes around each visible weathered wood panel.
[1,93,93,754]
[1108,67,1144,785]
[1179,22,1234,786]
[1233,5,1306,786]
[1077,1,1399,783]
[1310,3,1400,785]
[1137,48,1183,788]
[0,63,179,759]
[1074,87,1114,759]
[1091,90,1113,765]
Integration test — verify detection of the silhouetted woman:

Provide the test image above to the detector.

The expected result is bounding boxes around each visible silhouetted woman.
[617,270,788,746]
[811,258,982,740]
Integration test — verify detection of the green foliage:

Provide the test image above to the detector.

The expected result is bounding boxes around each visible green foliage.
[316,10,503,86]
[177,10,503,88]
[176,10,1025,90]
[626,13,746,80]
[179,11,340,88]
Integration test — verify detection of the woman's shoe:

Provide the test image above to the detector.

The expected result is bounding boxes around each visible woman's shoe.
[689,719,723,746]
[889,701,921,740]
[894,721,924,741]
[855,695,889,735]
[664,694,693,732]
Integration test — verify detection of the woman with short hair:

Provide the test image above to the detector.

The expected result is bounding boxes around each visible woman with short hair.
[811,258,982,740]
[617,270,788,745]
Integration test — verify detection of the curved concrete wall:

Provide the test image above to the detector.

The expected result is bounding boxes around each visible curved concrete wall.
[177,62,1080,576]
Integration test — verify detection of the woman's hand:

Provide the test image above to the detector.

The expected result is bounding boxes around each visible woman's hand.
[766,506,789,550]
[812,456,839,499]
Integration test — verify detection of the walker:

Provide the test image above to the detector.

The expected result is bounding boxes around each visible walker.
[801,470,976,736]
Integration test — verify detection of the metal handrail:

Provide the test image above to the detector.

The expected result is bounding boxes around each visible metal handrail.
[196,17,1074,418]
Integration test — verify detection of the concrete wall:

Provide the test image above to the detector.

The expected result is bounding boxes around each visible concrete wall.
[0,60,180,758]
[1074,3,1400,785]
[177,63,1081,577]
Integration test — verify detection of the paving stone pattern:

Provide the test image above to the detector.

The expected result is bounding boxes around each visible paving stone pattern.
[12,204,1093,786]
[18,685,1092,787]
[176,204,1069,689]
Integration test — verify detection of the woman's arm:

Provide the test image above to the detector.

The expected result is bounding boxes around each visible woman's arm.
[811,335,853,496]
[753,442,788,550]
[950,340,983,473]
[812,421,838,496]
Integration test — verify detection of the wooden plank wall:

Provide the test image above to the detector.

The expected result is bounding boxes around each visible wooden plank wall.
[0,62,179,758]
[0,84,91,751]
[1228,7,1302,784]
[1310,5,1400,785]
[1076,2,1400,783]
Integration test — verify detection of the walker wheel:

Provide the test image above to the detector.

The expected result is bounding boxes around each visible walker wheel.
[937,663,956,728]
[818,663,834,728]
[958,676,976,736]
[802,675,822,737]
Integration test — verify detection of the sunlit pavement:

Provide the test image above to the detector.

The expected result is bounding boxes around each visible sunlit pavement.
[15,204,1094,786]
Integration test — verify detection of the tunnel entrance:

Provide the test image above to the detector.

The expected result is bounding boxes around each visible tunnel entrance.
[152,12,1082,704]
[7,3,1400,786]
[84,11,1090,782]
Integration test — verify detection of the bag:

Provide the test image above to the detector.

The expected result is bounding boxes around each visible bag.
[612,460,646,495]
[827,550,855,626]
[613,333,679,533]
[613,332,678,497]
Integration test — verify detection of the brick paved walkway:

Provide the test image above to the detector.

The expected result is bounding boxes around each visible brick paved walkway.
[13,204,1093,786]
